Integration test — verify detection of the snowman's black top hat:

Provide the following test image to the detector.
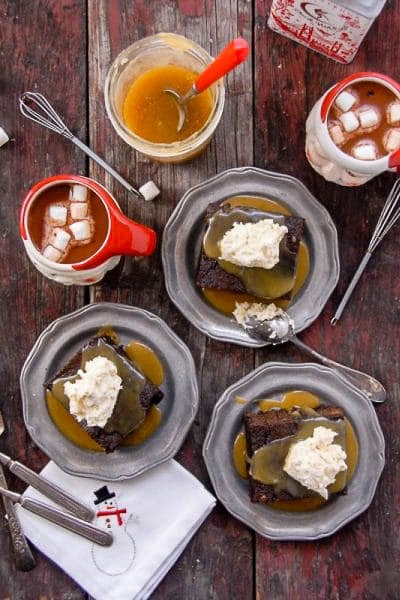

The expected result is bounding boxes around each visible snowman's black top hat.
[94,485,116,505]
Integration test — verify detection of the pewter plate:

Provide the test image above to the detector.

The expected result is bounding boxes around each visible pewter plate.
[203,362,385,541]
[20,303,199,481]
[162,167,340,347]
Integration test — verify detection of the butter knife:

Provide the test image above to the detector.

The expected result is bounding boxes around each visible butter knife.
[0,452,94,522]
[0,486,113,547]
[0,466,36,570]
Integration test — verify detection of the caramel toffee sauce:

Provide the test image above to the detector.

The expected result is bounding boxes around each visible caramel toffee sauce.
[201,196,310,314]
[46,330,164,451]
[233,390,359,512]
[123,65,213,144]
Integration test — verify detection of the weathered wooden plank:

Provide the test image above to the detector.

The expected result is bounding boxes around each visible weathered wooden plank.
[1,0,399,598]
[88,0,255,597]
[254,2,400,599]
[0,1,86,597]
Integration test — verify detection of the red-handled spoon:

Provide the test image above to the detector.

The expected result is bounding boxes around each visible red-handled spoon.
[164,37,249,132]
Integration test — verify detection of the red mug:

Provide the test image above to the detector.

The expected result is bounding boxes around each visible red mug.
[20,174,157,284]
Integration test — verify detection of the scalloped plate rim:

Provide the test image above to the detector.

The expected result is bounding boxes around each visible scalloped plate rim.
[20,302,199,481]
[162,167,340,346]
[202,361,385,541]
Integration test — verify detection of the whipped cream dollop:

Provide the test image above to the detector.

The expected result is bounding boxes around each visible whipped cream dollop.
[233,301,284,327]
[283,426,347,500]
[219,219,287,270]
[64,356,122,428]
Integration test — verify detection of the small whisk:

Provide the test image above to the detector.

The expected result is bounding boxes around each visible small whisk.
[331,178,400,325]
[19,92,148,201]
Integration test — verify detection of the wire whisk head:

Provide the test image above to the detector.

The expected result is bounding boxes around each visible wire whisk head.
[369,177,400,252]
[19,92,73,139]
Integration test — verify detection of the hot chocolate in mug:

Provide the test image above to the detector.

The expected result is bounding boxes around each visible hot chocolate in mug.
[306,72,400,186]
[20,174,157,285]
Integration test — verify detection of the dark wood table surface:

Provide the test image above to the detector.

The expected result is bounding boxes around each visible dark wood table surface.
[1,1,399,598]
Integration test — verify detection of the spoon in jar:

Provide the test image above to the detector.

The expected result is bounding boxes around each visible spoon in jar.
[164,37,249,132]
[242,310,386,404]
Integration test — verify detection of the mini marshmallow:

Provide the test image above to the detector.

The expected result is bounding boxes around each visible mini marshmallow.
[383,128,400,153]
[49,228,71,251]
[70,184,88,202]
[42,245,62,263]
[70,202,88,220]
[335,90,357,113]
[48,204,67,226]
[139,180,160,202]
[328,121,346,146]
[0,127,9,147]
[358,106,380,130]
[69,220,91,241]
[387,101,400,125]
[351,141,378,161]
[339,111,359,133]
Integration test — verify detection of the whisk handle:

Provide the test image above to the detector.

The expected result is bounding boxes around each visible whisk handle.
[71,136,144,200]
[331,251,372,325]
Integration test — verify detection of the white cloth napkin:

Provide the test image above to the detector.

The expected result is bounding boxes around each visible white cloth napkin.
[16,460,215,600]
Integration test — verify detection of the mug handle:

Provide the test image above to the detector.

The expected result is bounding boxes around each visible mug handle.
[388,148,400,172]
[74,203,156,271]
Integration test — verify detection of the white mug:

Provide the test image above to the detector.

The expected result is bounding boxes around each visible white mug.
[305,72,400,186]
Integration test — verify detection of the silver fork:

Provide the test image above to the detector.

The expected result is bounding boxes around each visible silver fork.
[0,410,36,571]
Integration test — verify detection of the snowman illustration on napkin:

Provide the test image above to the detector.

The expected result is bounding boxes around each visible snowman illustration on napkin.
[91,485,136,575]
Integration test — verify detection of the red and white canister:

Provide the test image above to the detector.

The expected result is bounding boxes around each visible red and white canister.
[268,0,388,64]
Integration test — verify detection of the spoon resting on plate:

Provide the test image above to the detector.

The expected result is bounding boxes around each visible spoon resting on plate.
[240,309,386,404]
[164,37,249,132]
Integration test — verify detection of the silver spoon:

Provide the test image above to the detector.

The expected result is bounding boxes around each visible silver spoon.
[0,410,36,570]
[0,487,112,547]
[164,37,249,132]
[243,311,386,404]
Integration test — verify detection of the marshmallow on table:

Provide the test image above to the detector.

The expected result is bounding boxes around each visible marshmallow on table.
[386,101,400,125]
[335,89,358,113]
[358,105,381,131]
[70,202,88,220]
[328,120,346,146]
[69,220,91,241]
[351,140,378,161]
[42,245,62,263]
[139,180,160,201]
[383,128,400,153]
[339,111,360,133]
[70,184,88,203]
[48,204,67,226]
[49,228,71,251]
[0,127,9,147]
